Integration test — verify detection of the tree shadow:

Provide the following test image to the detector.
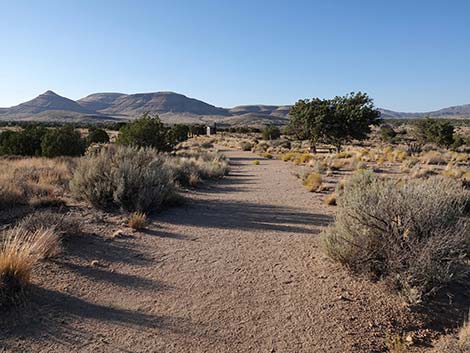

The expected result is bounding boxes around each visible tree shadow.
[0,286,192,344]
[158,198,332,235]
[54,262,171,291]
[63,232,151,265]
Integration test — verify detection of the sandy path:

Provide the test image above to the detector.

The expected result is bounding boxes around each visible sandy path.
[1,147,414,353]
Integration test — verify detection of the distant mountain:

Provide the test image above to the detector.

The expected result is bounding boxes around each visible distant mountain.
[77,93,127,111]
[79,91,230,117]
[0,90,469,125]
[6,90,95,116]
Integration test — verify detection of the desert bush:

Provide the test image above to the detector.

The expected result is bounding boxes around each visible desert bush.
[415,118,455,148]
[169,150,229,187]
[128,212,147,230]
[303,172,322,192]
[261,152,273,159]
[252,160,260,165]
[322,172,470,302]
[86,128,110,146]
[0,157,73,209]
[432,316,470,352]
[261,125,281,140]
[18,211,80,237]
[0,126,47,156]
[170,124,190,143]
[41,125,85,157]
[421,151,447,165]
[240,141,253,151]
[380,125,398,143]
[324,193,337,205]
[0,226,59,307]
[70,145,177,212]
[117,114,174,151]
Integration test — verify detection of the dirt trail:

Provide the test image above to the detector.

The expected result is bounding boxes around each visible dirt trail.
[2,147,416,353]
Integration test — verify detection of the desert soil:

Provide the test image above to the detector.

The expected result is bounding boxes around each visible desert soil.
[1,147,426,353]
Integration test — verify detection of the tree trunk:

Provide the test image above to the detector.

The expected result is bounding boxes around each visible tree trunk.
[310,143,317,154]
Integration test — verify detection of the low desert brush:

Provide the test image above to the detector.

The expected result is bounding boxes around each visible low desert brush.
[432,314,470,352]
[240,141,253,151]
[71,145,177,212]
[252,160,260,165]
[303,172,322,192]
[0,226,59,307]
[322,171,470,302]
[0,157,73,209]
[18,211,80,237]
[128,212,147,230]
[323,193,337,206]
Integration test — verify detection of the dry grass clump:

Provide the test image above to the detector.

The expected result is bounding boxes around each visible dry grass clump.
[421,151,447,165]
[322,171,470,302]
[410,166,437,179]
[432,316,470,352]
[71,145,177,212]
[169,150,230,187]
[18,211,80,237]
[0,157,73,209]
[261,152,273,159]
[323,193,337,206]
[303,172,323,192]
[0,226,59,307]
[128,212,147,230]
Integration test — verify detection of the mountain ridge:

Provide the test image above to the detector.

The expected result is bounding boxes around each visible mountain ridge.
[1,90,469,125]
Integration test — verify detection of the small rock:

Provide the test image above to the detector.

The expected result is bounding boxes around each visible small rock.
[405,334,414,345]
[90,260,100,267]
[112,229,124,238]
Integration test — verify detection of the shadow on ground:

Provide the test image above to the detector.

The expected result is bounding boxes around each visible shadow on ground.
[0,285,193,348]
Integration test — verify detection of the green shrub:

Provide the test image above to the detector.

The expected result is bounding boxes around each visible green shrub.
[86,128,110,146]
[41,126,85,157]
[0,126,47,156]
[261,125,281,140]
[170,124,190,143]
[117,114,174,151]
[415,118,455,148]
[70,145,177,212]
[321,171,470,302]
[380,125,397,143]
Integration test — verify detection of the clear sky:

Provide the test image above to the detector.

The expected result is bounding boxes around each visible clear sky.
[0,0,469,111]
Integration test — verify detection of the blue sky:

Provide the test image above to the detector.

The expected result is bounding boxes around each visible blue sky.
[0,0,469,111]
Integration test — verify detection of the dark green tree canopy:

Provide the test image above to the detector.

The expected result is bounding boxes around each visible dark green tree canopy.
[261,125,281,140]
[41,125,85,157]
[288,92,381,151]
[116,113,174,151]
[415,118,455,148]
[170,124,190,143]
[86,127,110,146]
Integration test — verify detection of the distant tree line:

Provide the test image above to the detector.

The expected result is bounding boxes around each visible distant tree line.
[0,114,197,157]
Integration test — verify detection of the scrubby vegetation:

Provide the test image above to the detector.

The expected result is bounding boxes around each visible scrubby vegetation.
[170,149,230,187]
[116,114,175,151]
[70,145,177,212]
[0,226,59,307]
[0,157,74,209]
[128,212,147,230]
[321,171,470,302]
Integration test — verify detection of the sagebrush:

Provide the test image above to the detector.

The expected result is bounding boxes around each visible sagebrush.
[321,171,470,302]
